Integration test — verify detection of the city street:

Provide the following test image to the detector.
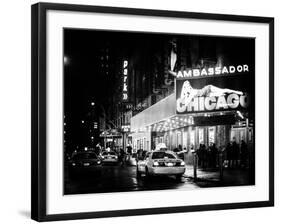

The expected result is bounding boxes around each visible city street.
[62,29,256,195]
[64,162,253,195]
[64,164,199,195]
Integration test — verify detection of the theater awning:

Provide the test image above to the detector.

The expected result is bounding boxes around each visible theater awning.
[131,93,176,132]
[130,93,241,133]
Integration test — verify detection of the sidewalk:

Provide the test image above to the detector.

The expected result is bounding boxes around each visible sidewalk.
[183,165,254,187]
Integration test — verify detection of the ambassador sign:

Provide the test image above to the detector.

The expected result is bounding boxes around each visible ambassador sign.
[176,64,249,78]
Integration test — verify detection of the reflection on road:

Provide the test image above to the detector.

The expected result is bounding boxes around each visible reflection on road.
[64,164,199,195]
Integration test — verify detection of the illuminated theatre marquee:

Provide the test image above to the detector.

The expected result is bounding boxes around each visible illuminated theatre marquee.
[176,64,249,78]
[175,64,251,114]
[176,93,249,113]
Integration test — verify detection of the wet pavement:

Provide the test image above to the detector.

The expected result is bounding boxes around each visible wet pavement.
[64,164,254,195]
[184,165,254,187]
[64,164,199,194]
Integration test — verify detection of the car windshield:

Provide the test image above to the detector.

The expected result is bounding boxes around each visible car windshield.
[152,151,176,159]
[73,153,97,160]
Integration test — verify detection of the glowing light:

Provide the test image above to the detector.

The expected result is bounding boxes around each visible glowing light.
[63,56,70,65]
[237,111,244,119]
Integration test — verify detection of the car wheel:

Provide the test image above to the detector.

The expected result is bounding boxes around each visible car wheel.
[175,174,182,182]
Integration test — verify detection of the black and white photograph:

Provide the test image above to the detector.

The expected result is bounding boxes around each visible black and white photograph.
[29,2,274,222]
[0,0,278,223]
[63,29,255,195]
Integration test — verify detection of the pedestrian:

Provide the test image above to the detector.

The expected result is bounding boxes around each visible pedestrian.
[119,148,125,167]
[225,142,232,168]
[173,147,179,153]
[95,143,101,156]
[126,144,132,155]
[136,148,144,161]
[126,144,132,161]
[197,144,203,167]
[232,138,239,168]
[240,140,248,168]
[178,144,183,151]
[210,143,218,169]
[201,144,207,169]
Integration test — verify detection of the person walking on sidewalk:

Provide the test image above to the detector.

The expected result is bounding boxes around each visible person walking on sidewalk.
[197,144,203,167]
[232,138,239,168]
[201,144,208,169]
[240,140,248,169]
[119,148,126,167]
[225,142,232,168]
[210,143,218,169]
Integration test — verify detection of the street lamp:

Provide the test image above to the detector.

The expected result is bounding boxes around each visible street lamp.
[64,56,70,65]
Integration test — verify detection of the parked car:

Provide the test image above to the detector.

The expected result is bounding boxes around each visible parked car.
[136,150,186,180]
[101,151,119,164]
[68,151,102,175]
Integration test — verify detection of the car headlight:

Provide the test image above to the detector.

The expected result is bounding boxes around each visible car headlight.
[180,161,185,166]
[153,161,159,167]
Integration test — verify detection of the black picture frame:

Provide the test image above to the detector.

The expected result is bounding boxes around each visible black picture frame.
[31,2,274,222]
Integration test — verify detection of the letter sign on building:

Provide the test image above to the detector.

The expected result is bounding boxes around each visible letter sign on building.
[175,64,252,114]
[122,60,129,102]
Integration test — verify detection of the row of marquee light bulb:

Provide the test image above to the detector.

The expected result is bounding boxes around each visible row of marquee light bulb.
[134,110,238,133]
[137,116,195,133]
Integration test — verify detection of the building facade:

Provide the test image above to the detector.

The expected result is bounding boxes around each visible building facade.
[110,34,254,159]
[129,35,254,158]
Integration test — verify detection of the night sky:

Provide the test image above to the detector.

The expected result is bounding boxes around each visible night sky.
[63,29,254,149]
[63,29,171,148]
[64,29,165,122]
